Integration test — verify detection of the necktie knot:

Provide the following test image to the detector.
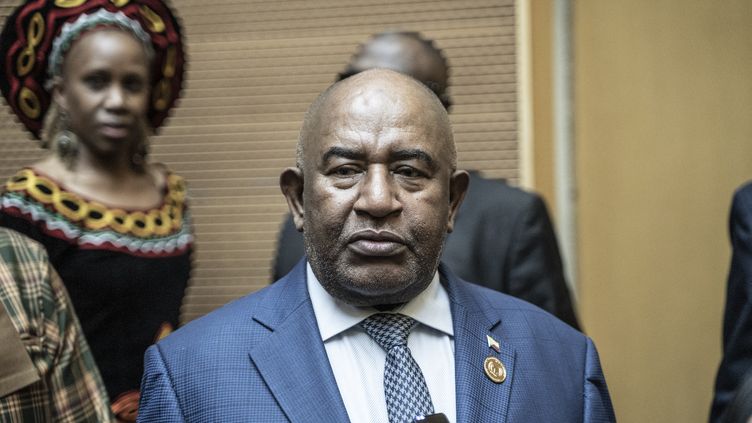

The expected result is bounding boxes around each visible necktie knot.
[360,313,417,351]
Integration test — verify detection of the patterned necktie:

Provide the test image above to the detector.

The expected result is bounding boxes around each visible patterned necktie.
[360,313,435,423]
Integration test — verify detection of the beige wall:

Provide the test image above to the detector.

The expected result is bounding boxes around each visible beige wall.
[569,1,752,421]
[529,0,555,211]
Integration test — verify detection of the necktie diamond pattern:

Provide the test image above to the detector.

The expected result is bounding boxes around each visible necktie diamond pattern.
[360,313,435,423]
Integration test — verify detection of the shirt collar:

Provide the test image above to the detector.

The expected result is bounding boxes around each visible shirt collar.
[307,262,453,342]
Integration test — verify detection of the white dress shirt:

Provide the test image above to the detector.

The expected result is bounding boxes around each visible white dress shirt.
[307,263,456,423]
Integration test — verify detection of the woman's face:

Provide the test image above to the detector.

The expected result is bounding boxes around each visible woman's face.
[55,29,150,159]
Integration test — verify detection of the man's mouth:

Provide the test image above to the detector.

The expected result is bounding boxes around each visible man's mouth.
[347,229,407,257]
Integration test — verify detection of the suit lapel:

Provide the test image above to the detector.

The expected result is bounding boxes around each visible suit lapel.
[248,262,350,423]
[443,265,515,423]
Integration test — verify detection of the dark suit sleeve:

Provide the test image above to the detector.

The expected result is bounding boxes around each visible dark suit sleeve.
[583,338,616,422]
[138,345,186,422]
[710,185,752,422]
[505,195,581,330]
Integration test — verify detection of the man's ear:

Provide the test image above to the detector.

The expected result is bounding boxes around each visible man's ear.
[447,170,469,233]
[280,167,305,231]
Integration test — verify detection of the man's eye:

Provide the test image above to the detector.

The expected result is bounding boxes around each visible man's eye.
[394,166,423,178]
[333,166,360,177]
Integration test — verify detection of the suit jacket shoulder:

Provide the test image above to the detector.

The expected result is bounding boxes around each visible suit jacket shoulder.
[440,266,614,422]
[138,261,351,422]
[463,173,540,214]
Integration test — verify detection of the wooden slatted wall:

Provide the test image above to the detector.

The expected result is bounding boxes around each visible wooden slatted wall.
[0,0,518,322]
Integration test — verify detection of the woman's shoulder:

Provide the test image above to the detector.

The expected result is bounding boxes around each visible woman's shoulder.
[0,165,77,246]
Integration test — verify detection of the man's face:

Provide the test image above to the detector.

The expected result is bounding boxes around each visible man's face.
[284,74,467,307]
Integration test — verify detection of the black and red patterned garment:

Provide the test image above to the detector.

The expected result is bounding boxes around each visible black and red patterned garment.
[0,168,193,420]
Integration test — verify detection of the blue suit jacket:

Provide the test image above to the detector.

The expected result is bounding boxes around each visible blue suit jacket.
[711,182,752,422]
[138,262,615,422]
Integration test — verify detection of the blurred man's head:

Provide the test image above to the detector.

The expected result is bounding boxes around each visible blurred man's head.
[338,31,452,110]
[281,69,468,307]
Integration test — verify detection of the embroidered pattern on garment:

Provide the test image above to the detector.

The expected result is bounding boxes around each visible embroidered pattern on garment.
[1,168,193,257]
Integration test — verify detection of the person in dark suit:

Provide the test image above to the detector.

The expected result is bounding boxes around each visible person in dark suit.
[711,182,752,422]
[138,69,614,422]
[272,31,580,329]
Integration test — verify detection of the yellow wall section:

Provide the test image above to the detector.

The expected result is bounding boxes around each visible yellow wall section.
[529,0,556,214]
[574,1,752,421]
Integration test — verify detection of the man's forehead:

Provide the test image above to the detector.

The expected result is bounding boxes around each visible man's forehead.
[315,124,437,155]
[317,85,435,134]
[331,85,406,114]
[312,104,445,158]
[299,69,453,165]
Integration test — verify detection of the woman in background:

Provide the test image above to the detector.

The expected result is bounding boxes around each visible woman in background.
[0,1,191,420]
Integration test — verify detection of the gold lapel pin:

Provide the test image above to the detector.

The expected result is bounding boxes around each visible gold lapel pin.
[484,356,507,383]
[486,335,500,353]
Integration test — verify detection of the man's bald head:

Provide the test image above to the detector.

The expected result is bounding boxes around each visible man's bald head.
[297,68,455,172]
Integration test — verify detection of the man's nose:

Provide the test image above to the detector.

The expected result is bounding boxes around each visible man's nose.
[353,166,402,218]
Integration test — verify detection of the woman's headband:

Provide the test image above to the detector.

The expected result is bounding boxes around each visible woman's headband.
[47,9,154,86]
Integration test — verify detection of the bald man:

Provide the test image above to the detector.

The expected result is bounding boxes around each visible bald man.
[272,31,580,330]
[138,70,614,423]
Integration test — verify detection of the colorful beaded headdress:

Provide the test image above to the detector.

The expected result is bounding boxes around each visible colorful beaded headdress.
[0,0,186,139]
